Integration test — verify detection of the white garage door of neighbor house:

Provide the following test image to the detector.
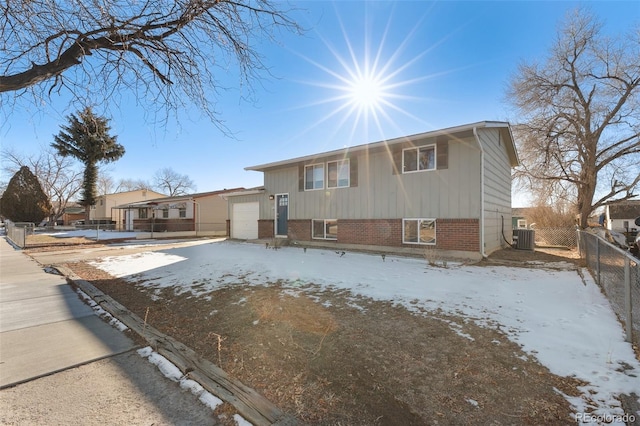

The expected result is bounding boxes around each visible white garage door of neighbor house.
[232,202,259,239]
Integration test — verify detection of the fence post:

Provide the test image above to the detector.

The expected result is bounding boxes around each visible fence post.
[596,237,601,285]
[624,257,632,343]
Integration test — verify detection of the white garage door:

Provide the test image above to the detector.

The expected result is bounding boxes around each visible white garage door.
[232,202,259,239]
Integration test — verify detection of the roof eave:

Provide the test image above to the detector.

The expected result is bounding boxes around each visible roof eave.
[246,121,514,172]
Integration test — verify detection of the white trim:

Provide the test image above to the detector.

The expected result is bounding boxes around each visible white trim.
[246,121,514,171]
[473,126,487,258]
[312,219,338,240]
[401,144,436,174]
[326,159,350,188]
[304,164,325,191]
[402,218,436,245]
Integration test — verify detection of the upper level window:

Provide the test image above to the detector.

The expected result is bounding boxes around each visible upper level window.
[304,164,324,190]
[327,160,349,188]
[403,145,435,173]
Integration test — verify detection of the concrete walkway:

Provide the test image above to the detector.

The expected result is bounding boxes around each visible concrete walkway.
[0,237,135,388]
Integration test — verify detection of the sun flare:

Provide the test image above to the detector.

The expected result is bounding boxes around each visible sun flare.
[291,5,435,142]
[348,74,386,110]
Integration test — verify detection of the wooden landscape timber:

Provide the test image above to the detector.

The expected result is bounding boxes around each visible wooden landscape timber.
[55,265,297,426]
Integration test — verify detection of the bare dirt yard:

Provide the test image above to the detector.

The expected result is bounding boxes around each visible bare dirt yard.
[42,243,594,426]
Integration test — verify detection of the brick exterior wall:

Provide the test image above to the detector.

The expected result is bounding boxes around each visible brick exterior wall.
[283,218,480,253]
[258,219,274,239]
[338,219,403,247]
[288,219,311,241]
[435,218,480,252]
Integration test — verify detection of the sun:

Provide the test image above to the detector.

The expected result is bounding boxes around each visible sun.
[290,4,435,142]
[348,73,386,111]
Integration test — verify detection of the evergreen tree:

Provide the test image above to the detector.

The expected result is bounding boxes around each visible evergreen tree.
[52,107,125,223]
[0,166,51,223]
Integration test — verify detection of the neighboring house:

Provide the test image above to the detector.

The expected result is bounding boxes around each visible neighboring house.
[511,207,532,229]
[604,200,640,232]
[91,189,166,226]
[227,121,519,259]
[114,188,243,234]
[61,204,85,225]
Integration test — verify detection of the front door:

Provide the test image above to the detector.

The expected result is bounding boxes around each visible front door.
[275,194,288,236]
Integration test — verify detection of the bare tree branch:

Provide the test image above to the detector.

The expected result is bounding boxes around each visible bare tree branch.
[0,1,301,130]
[507,8,640,227]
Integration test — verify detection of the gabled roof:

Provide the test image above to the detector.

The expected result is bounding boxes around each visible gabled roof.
[607,200,640,219]
[246,121,519,172]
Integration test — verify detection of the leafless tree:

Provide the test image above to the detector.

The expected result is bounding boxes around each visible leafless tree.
[115,178,154,193]
[2,147,83,223]
[507,8,640,228]
[153,167,196,196]
[0,1,300,128]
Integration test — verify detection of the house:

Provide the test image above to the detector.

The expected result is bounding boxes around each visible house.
[226,121,519,259]
[61,204,85,225]
[604,200,640,232]
[91,189,166,227]
[511,207,532,229]
[114,188,243,236]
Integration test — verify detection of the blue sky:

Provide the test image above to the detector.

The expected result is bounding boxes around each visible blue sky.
[1,1,638,206]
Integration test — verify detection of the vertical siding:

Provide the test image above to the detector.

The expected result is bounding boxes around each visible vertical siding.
[195,194,228,231]
[262,136,482,221]
[478,128,513,253]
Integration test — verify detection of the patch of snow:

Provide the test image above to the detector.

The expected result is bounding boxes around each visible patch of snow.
[137,347,223,411]
[75,288,128,331]
[466,398,479,407]
[233,414,253,426]
[93,241,640,419]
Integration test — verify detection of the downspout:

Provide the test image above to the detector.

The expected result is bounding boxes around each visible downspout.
[473,127,487,258]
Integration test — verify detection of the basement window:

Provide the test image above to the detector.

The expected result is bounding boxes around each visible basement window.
[312,219,337,240]
[403,218,436,245]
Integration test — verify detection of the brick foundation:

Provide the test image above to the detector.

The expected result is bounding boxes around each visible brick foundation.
[288,219,311,241]
[258,219,274,239]
[282,218,480,253]
[338,219,403,246]
[435,218,480,252]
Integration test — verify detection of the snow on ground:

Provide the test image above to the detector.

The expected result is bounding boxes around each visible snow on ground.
[92,240,640,423]
[39,229,136,240]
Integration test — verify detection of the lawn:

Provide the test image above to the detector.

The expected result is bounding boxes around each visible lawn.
[64,240,639,424]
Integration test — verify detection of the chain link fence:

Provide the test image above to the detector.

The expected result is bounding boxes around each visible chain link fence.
[533,227,577,248]
[578,230,640,344]
[4,220,33,248]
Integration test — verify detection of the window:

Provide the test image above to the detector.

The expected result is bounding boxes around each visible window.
[403,219,436,245]
[517,219,527,229]
[179,207,187,218]
[162,208,169,219]
[138,208,148,219]
[327,160,350,188]
[304,164,324,190]
[312,219,337,240]
[403,145,436,173]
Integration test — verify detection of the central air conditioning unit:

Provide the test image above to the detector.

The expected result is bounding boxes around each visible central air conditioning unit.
[513,229,535,250]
